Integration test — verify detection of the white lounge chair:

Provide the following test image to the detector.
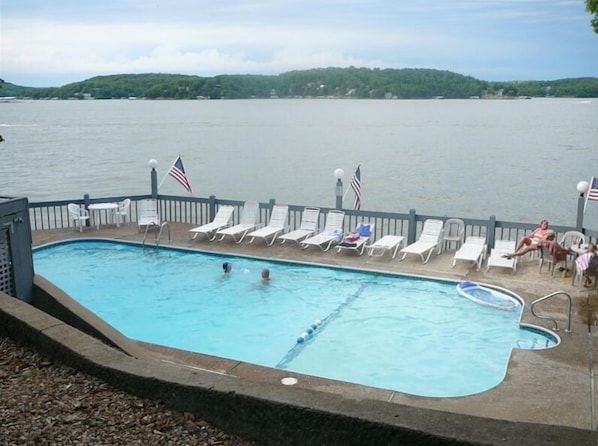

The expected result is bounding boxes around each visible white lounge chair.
[452,236,487,270]
[301,210,345,251]
[67,203,89,232]
[336,223,374,256]
[137,199,160,233]
[188,205,235,241]
[367,235,405,258]
[216,201,260,243]
[398,219,444,264]
[247,204,289,246]
[486,240,517,273]
[279,207,320,245]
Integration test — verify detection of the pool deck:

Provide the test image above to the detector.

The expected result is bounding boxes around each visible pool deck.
[21,223,598,442]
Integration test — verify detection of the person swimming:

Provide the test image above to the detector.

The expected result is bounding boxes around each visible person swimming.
[222,262,232,273]
[261,268,270,281]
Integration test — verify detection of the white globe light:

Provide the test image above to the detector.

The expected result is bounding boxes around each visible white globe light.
[148,159,158,169]
[577,181,589,194]
[334,168,344,179]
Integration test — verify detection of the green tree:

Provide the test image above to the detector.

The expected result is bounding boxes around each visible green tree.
[588,0,598,33]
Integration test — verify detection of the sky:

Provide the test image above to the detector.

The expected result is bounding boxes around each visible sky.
[1,0,597,88]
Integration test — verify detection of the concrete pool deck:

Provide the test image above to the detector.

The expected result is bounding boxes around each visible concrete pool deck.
[3,223,597,444]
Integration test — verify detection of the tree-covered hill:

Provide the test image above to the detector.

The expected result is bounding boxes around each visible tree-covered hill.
[4,67,598,99]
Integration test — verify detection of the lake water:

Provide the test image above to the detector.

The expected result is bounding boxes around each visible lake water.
[1,98,597,226]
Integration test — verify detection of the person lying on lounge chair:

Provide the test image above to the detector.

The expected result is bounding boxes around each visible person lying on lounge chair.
[503,220,551,259]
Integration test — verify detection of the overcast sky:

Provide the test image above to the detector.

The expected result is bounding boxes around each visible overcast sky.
[2,0,597,87]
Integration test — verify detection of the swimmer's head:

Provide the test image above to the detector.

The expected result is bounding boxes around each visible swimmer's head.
[261,268,270,280]
[222,262,232,273]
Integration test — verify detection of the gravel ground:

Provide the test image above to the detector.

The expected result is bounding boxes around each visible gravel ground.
[0,336,259,446]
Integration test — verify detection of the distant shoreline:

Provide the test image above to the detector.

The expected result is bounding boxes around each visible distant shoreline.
[4,68,598,100]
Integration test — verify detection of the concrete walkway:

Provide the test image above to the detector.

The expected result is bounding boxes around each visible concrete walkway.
[23,223,598,442]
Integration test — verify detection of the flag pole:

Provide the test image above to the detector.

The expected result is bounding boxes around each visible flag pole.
[583,176,593,214]
[342,184,351,200]
[158,157,178,189]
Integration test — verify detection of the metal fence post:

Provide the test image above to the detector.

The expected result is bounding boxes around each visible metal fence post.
[576,181,590,233]
[407,209,417,245]
[83,194,91,227]
[576,194,585,232]
[487,215,496,253]
[209,195,216,222]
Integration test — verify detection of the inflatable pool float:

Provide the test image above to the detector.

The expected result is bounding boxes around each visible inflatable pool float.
[456,281,521,311]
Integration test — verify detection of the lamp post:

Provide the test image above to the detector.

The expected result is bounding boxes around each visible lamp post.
[334,168,344,209]
[576,180,589,231]
[149,159,158,199]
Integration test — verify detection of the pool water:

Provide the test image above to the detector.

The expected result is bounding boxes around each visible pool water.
[33,240,558,398]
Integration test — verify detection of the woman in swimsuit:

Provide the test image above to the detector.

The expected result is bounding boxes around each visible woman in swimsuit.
[504,219,550,259]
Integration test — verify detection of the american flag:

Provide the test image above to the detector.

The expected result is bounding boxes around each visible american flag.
[168,156,193,194]
[350,165,361,210]
[589,177,598,202]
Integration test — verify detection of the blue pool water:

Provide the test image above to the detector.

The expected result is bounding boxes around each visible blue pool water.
[33,240,558,397]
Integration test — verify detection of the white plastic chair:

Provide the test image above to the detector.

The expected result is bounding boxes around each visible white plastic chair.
[442,218,465,251]
[560,230,585,247]
[538,239,576,276]
[67,203,89,232]
[551,230,586,266]
[115,198,131,225]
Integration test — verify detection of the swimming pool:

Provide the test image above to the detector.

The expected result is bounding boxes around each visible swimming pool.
[33,240,559,398]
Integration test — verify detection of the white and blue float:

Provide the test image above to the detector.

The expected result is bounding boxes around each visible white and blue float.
[296,319,323,343]
[456,281,522,312]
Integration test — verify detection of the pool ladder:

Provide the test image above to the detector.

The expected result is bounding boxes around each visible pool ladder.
[142,221,171,247]
[530,291,572,333]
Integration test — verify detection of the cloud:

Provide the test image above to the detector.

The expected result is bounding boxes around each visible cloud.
[2,0,597,86]
[3,18,409,77]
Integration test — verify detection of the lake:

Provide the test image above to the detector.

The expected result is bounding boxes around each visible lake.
[1,98,597,226]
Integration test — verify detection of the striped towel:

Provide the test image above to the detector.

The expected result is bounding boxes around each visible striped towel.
[576,252,596,273]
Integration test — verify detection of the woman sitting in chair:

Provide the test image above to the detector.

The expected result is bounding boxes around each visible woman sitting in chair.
[503,219,550,259]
